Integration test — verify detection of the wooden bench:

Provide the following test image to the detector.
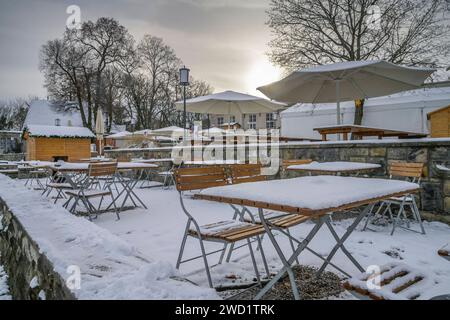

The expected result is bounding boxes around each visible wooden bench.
[343,263,429,300]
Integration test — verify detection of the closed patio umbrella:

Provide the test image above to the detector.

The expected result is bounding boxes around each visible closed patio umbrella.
[95,108,105,155]
[258,60,435,125]
[175,90,286,130]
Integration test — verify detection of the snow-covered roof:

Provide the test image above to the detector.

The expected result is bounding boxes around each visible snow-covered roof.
[23,100,85,128]
[25,125,95,139]
[283,86,450,114]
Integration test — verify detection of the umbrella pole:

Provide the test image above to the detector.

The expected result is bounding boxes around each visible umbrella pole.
[336,80,341,141]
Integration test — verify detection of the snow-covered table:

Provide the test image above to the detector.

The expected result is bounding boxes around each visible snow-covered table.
[46,162,159,212]
[195,176,419,300]
[287,161,381,175]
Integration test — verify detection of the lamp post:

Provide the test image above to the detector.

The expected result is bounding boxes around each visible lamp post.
[179,66,190,140]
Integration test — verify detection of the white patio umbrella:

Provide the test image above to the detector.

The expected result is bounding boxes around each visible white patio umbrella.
[151,126,186,137]
[95,108,105,156]
[258,60,435,125]
[175,90,286,129]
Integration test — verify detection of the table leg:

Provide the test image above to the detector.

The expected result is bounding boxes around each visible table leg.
[316,203,374,277]
[254,210,326,300]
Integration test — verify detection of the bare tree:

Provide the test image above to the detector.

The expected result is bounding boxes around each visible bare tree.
[0,97,35,130]
[267,0,450,125]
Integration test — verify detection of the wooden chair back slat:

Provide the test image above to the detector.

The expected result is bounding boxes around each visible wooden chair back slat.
[282,159,313,169]
[389,162,424,179]
[88,162,118,177]
[230,164,266,185]
[174,167,228,191]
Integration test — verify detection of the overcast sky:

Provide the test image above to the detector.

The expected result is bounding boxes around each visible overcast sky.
[0,0,284,100]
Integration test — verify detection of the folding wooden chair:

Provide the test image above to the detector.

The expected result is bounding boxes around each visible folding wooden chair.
[63,162,120,221]
[363,162,426,235]
[225,164,314,266]
[174,166,269,288]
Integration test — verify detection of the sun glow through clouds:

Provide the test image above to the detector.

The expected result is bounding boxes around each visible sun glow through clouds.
[245,58,282,97]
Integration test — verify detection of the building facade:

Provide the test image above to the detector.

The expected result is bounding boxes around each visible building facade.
[208,112,282,131]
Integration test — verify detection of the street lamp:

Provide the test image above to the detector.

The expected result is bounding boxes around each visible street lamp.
[179,66,190,140]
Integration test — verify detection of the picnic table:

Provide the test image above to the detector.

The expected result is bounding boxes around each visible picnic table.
[287,161,381,175]
[314,125,427,141]
[195,175,419,300]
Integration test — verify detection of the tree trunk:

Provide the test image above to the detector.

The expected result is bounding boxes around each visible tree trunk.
[352,99,365,140]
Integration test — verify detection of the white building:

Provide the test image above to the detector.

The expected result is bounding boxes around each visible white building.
[280,86,450,140]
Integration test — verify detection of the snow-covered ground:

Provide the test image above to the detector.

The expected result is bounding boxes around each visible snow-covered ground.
[2,173,449,300]
[0,263,11,300]
[93,186,450,299]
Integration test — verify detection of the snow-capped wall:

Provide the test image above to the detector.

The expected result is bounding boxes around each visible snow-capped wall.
[0,174,219,300]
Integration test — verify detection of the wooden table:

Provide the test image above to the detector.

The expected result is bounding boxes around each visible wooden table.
[287,161,381,175]
[314,125,427,141]
[195,176,419,300]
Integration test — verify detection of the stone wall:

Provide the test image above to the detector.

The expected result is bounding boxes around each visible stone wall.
[0,199,75,300]
[106,139,450,215]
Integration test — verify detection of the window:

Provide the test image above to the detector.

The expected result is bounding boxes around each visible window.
[248,114,257,130]
[55,118,61,126]
[266,113,276,129]
[229,115,236,123]
[217,117,224,127]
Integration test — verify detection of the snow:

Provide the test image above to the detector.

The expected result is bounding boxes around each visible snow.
[107,131,131,139]
[0,174,218,300]
[346,263,432,300]
[25,125,95,139]
[46,162,158,171]
[436,165,450,172]
[298,60,434,74]
[23,100,85,128]
[91,184,450,299]
[287,161,381,172]
[0,263,11,300]
[198,176,418,211]
[181,90,286,104]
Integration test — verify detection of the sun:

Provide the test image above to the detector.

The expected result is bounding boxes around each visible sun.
[245,58,282,97]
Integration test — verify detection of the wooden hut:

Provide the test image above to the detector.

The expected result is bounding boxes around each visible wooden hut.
[23,125,94,161]
[428,105,450,138]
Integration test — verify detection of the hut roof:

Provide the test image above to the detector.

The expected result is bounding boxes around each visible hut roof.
[25,125,95,139]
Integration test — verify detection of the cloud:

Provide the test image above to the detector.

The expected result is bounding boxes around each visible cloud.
[0,0,273,98]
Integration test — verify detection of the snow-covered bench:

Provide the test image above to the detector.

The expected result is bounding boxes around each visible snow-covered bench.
[343,263,430,300]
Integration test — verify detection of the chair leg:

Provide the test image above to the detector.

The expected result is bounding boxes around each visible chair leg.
[363,202,383,231]
[412,197,426,235]
[225,243,235,263]
[218,243,228,265]
[391,203,405,236]
[246,238,262,287]
[287,229,300,265]
[176,220,191,269]
[256,235,270,278]
[198,236,213,288]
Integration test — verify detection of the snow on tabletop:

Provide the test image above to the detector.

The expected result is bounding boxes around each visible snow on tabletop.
[0,174,218,300]
[25,125,95,138]
[287,161,381,172]
[198,176,419,211]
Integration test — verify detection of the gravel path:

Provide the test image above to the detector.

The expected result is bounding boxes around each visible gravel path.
[219,265,344,300]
